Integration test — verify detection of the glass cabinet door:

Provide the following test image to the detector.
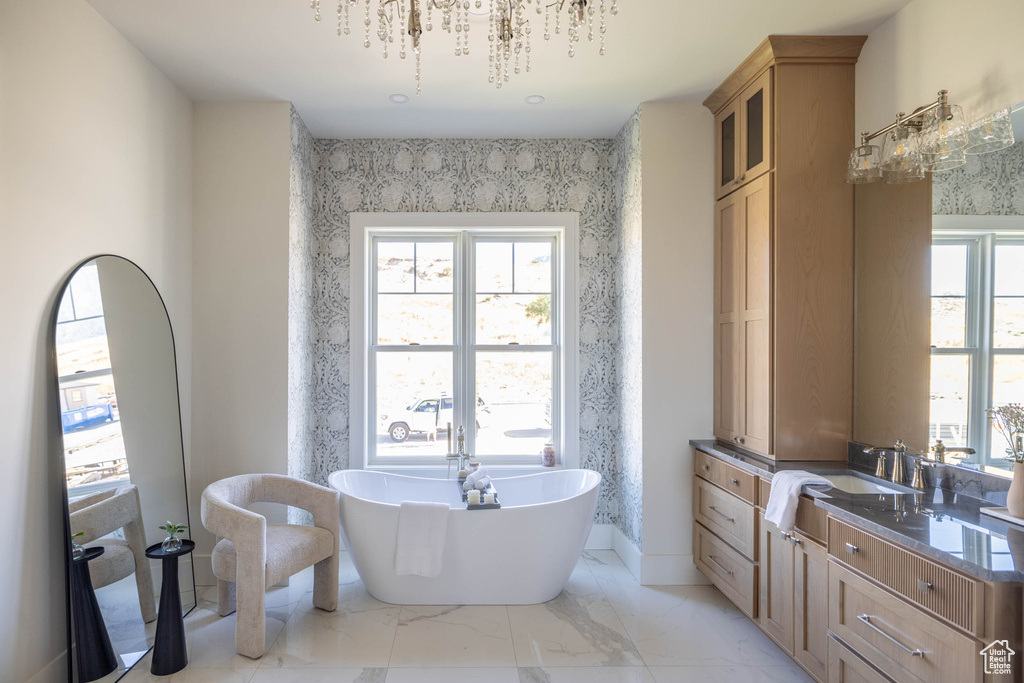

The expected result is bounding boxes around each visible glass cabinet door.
[715,99,740,199]
[740,69,772,185]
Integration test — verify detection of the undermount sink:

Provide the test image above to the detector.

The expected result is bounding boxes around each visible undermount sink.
[810,474,912,496]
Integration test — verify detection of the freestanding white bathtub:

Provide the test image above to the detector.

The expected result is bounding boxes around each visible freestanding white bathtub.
[328,469,600,605]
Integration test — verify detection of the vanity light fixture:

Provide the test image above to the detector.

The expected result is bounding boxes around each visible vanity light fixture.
[309,0,617,94]
[845,90,1015,184]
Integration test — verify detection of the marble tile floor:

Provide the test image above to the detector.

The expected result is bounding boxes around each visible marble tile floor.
[119,550,812,683]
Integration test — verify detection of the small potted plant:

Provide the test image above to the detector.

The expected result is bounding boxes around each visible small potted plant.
[987,403,1024,516]
[71,530,85,560]
[158,521,189,553]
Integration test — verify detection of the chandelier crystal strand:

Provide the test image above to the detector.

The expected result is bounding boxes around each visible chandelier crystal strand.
[599,0,605,54]
[314,0,321,21]
[588,1,595,42]
[463,1,471,55]
[514,0,521,74]
[555,4,561,34]
[525,17,531,72]
[400,0,407,58]
[364,0,372,47]
[610,0,617,15]
[544,3,550,40]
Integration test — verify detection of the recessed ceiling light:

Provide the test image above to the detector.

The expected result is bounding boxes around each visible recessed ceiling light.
[389,93,410,104]
[524,95,546,105]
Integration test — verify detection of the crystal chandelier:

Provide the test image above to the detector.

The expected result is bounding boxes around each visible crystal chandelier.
[310,0,618,93]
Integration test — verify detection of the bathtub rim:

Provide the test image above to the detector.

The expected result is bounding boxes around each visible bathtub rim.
[327,468,601,510]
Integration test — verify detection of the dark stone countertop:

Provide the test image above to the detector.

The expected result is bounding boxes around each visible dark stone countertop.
[689,439,1024,583]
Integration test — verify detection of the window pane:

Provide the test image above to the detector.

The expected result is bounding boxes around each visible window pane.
[930,354,970,446]
[475,351,553,457]
[931,244,968,296]
[991,355,1024,467]
[721,113,735,186]
[476,294,552,345]
[746,89,763,170]
[995,245,1024,296]
[378,294,453,344]
[994,298,1024,349]
[378,242,415,293]
[416,242,454,293]
[375,351,453,457]
[932,297,967,348]
[513,242,552,293]
[477,242,513,293]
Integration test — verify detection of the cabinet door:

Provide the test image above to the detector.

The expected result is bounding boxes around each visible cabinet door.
[715,98,740,199]
[739,174,772,455]
[714,192,742,443]
[739,69,772,186]
[828,636,893,683]
[759,513,794,654]
[793,534,828,683]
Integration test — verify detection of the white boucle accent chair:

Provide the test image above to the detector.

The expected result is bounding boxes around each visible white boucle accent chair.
[68,484,157,623]
[201,474,341,659]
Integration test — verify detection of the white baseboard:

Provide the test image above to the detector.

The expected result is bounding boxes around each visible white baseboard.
[27,650,66,683]
[586,523,710,586]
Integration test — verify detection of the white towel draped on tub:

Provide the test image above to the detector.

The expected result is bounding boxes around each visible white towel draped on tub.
[764,471,832,532]
[395,501,451,577]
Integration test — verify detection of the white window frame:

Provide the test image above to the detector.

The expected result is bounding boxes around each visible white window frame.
[933,215,1024,471]
[350,212,580,474]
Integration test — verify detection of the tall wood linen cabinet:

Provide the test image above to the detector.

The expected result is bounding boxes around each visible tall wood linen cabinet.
[706,35,866,461]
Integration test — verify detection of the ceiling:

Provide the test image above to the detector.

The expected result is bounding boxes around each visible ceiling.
[86,0,912,139]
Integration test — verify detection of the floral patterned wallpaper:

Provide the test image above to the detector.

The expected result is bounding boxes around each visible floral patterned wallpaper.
[615,107,643,549]
[309,137,625,527]
[933,141,1024,215]
[288,106,316,524]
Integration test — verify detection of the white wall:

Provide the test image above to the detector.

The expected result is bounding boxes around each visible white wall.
[856,0,1024,138]
[635,103,715,583]
[191,102,293,581]
[0,0,194,680]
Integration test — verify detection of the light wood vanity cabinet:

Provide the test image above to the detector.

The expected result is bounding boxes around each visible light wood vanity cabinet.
[706,35,866,461]
[759,513,795,654]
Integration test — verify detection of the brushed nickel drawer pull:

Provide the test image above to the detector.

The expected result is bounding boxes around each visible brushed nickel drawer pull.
[790,536,802,545]
[780,532,792,540]
[730,478,740,485]
[706,554,734,576]
[917,579,933,593]
[845,542,859,555]
[856,615,925,657]
[707,505,735,523]
[737,437,745,444]
[702,464,710,471]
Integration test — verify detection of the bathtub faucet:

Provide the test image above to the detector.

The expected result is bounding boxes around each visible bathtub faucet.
[446,425,472,475]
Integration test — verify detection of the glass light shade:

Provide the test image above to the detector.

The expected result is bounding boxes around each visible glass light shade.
[921,104,968,153]
[925,145,967,173]
[880,125,922,173]
[965,108,1015,155]
[885,166,927,184]
[845,143,882,184]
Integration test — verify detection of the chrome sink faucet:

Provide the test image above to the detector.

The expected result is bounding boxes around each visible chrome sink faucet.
[863,440,909,484]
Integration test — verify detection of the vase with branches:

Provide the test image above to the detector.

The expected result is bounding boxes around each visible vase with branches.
[988,404,1024,517]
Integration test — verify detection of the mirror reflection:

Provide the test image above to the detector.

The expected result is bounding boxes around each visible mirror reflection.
[55,256,194,682]
[929,103,1024,475]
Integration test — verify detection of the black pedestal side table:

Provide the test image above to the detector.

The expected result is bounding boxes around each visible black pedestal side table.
[71,546,118,682]
[145,539,195,676]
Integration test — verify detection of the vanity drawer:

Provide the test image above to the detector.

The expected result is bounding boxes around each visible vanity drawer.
[827,517,983,635]
[694,476,757,559]
[758,476,827,544]
[829,562,981,683]
[694,522,757,618]
[694,450,758,505]
[828,635,894,683]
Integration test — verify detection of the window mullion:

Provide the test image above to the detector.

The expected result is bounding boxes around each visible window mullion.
[975,234,996,466]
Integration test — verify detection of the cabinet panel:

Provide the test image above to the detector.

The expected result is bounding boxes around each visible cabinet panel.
[759,514,794,654]
[714,192,741,443]
[793,533,828,682]
[694,449,758,505]
[740,175,772,455]
[829,636,893,683]
[693,476,757,560]
[829,562,982,683]
[694,522,758,618]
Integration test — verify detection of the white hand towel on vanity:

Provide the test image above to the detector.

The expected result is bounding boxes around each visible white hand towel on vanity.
[764,470,832,532]
[395,501,451,577]
[463,466,489,491]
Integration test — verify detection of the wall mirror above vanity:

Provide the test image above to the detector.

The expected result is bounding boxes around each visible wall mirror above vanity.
[53,256,194,682]
[854,102,1024,477]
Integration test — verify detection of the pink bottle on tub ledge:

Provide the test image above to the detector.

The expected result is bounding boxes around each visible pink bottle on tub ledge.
[542,443,556,467]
